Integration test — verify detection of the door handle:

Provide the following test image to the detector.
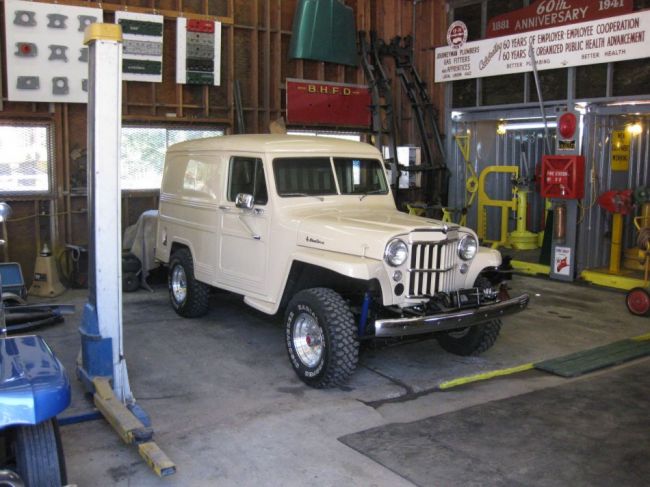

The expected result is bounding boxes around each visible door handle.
[219,205,232,211]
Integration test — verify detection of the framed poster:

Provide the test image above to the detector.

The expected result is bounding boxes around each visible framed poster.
[115,11,164,83]
[4,0,102,103]
[176,17,221,86]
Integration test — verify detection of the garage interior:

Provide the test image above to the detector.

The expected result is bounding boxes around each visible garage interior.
[0,0,649,486]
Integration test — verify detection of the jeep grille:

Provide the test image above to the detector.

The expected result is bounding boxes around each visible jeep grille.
[407,240,457,298]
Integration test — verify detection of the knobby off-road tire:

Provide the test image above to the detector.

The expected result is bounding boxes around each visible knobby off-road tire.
[168,248,210,318]
[285,288,359,388]
[437,319,502,356]
[15,418,67,487]
[437,276,502,356]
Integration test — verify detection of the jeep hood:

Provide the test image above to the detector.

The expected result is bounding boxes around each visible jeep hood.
[295,207,458,260]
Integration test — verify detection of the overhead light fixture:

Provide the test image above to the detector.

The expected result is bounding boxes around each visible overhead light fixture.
[504,121,558,131]
[496,121,507,135]
[627,122,643,135]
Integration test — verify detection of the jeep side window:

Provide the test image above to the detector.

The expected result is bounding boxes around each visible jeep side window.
[273,157,337,196]
[227,156,268,205]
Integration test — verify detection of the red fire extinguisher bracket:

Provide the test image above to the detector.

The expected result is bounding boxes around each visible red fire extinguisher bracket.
[540,155,585,199]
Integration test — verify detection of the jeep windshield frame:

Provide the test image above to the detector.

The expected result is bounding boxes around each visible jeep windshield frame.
[273,156,388,197]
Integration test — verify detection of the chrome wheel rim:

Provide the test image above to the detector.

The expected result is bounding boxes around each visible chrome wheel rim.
[171,265,187,304]
[293,312,324,368]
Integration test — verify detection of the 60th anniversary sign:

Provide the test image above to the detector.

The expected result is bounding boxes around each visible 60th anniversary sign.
[435,10,649,82]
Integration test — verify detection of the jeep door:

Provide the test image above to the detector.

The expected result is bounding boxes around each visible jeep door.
[217,155,270,295]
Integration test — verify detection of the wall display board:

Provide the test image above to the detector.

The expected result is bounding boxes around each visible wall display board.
[435,10,649,82]
[115,11,163,83]
[176,17,221,86]
[286,79,371,127]
[4,0,102,103]
[487,0,632,37]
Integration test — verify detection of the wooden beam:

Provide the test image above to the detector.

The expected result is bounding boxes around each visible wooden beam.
[43,0,234,24]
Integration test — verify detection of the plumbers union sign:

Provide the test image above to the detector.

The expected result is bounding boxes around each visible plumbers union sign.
[434,9,649,82]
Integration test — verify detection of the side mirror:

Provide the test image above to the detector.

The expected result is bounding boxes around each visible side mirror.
[235,193,254,210]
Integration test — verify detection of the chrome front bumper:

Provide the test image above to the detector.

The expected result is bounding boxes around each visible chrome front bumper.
[374,293,530,338]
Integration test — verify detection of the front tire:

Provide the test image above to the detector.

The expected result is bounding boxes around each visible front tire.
[437,319,502,356]
[168,248,210,318]
[15,418,67,487]
[437,276,502,356]
[285,288,359,388]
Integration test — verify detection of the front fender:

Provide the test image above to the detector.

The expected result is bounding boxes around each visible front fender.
[462,246,502,287]
[280,247,393,305]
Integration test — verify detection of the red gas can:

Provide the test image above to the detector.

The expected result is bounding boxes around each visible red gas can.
[540,155,585,199]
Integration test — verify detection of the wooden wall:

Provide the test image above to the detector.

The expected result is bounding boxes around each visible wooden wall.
[0,0,446,285]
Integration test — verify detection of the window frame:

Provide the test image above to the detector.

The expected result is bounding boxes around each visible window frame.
[120,124,225,193]
[227,155,269,206]
[0,120,55,198]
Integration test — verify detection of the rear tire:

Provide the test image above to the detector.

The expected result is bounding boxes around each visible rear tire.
[168,248,210,318]
[285,288,359,388]
[122,272,140,292]
[15,418,67,487]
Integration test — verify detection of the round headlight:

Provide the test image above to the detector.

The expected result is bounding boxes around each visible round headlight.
[384,239,408,267]
[458,234,478,260]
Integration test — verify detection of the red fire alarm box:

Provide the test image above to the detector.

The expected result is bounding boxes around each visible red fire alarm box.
[540,155,585,199]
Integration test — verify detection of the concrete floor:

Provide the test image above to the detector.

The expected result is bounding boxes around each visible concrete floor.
[33,273,648,486]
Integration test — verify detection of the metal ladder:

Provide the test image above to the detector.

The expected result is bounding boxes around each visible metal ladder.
[358,30,400,206]
[384,35,449,208]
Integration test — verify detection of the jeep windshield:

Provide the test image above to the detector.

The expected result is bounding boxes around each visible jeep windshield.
[273,157,388,197]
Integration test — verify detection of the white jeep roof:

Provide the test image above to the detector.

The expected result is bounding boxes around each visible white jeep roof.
[166,134,381,156]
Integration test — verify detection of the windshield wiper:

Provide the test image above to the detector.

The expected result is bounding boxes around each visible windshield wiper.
[281,192,324,201]
[359,189,387,201]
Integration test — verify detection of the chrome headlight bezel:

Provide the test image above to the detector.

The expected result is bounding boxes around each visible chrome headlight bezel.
[458,234,478,261]
[384,238,408,267]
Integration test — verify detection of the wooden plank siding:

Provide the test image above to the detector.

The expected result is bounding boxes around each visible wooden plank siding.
[0,0,446,284]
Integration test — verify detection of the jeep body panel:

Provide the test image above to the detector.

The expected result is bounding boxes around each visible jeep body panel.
[157,134,524,325]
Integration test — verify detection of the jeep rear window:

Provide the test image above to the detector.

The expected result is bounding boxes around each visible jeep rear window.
[333,158,388,195]
[273,157,337,196]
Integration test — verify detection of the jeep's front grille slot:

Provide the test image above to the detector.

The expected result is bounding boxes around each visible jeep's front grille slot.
[408,240,456,297]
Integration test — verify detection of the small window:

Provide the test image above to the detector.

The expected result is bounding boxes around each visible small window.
[121,126,223,190]
[273,157,338,196]
[333,158,388,195]
[0,123,52,195]
[228,157,268,205]
[183,159,217,198]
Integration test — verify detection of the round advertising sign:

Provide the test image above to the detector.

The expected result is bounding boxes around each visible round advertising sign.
[447,20,468,48]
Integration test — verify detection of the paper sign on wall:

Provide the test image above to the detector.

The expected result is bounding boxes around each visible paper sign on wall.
[611,130,630,171]
[435,10,650,82]
[554,246,572,276]
[4,0,102,103]
[115,11,164,83]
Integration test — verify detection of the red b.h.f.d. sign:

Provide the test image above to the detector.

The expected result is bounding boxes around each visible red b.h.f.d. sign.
[286,79,371,128]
